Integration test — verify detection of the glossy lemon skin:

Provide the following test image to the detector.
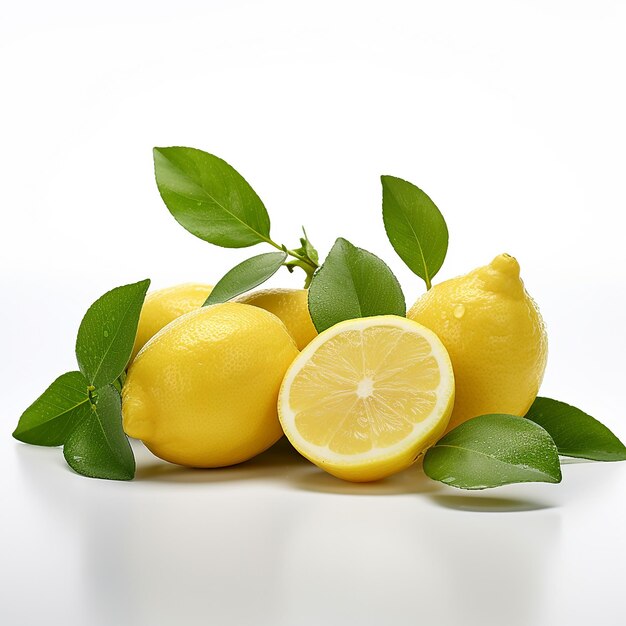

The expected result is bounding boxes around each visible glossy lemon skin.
[237,288,317,350]
[131,283,213,361]
[408,254,548,431]
[122,303,299,468]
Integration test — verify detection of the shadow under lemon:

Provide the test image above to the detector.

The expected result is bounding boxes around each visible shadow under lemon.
[133,436,310,484]
[134,437,445,496]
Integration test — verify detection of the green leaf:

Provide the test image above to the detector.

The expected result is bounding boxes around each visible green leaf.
[300,227,319,265]
[204,251,287,305]
[308,237,406,333]
[75,279,150,389]
[63,385,135,480]
[381,175,448,289]
[423,414,562,490]
[525,397,626,461]
[12,371,91,446]
[154,146,272,248]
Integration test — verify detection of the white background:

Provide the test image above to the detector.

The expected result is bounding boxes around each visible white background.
[1,1,625,625]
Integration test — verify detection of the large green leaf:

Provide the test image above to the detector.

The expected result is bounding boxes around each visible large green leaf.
[381,175,448,289]
[75,279,150,389]
[154,146,271,248]
[308,237,406,333]
[423,414,562,490]
[204,252,287,305]
[525,397,626,461]
[63,385,135,480]
[13,371,91,446]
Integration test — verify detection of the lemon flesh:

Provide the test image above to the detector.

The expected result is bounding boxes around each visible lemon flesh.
[131,283,213,361]
[278,315,455,482]
[237,288,317,350]
[408,253,547,431]
[123,303,299,468]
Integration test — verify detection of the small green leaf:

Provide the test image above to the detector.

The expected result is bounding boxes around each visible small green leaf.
[13,371,91,446]
[525,397,626,461]
[204,251,287,305]
[423,414,562,490]
[300,227,319,264]
[154,146,271,248]
[381,175,448,289]
[63,385,135,480]
[308,237,406,333]
[75,279,150,389]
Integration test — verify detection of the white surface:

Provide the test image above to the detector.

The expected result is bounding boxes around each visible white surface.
[1,2,626,625]
[3,439,626,626]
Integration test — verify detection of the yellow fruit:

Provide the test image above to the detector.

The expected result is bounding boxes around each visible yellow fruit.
[278,315,455,482]
[236,288,317,350]
[122,303,299,468]
[131,283,213,361]
[408,253,547,431]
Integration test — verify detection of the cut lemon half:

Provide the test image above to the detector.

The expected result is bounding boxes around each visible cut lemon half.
[278,315,455,482]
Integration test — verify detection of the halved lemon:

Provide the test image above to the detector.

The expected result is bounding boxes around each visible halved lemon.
[278,315,455,482]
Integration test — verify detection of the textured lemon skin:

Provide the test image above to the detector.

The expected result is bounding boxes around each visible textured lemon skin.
[278,316,455,482]
[131,283,213,361]
[122,303,299,468]
[408,254,547,431]
[236,288,317,350]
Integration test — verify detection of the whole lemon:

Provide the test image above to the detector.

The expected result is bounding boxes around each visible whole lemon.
[407,254,547,431]
[122,303,299,467]
[131,283,213,361]
[236,288,317,350]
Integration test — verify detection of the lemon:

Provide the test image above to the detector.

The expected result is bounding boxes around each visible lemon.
[131,283,213,361]
[122,303,299,468]
[408,253,547,431]
[236,288,317,350]
[278,315,455,482]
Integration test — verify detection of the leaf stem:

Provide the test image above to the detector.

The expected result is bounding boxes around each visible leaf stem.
[111,371,127,394]
[263,236,319,287]
[87,385,98,407]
